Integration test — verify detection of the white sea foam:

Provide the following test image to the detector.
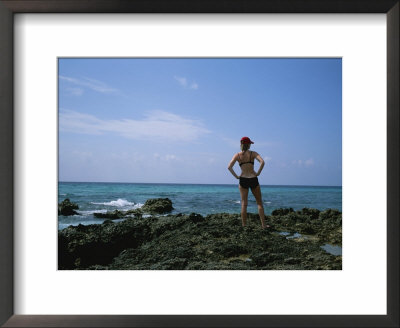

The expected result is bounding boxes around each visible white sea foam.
[234,200,241,204]
[122,203,145,212]
[77,202,144,217]
[265,201,271,204]
[77,209,108,215]
[92,198,135,207]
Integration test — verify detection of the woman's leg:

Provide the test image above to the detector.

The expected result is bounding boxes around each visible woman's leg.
[239,185,249,226]
[251,185,268,228]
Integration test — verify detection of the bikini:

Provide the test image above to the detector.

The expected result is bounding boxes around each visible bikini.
[238,151,259,189]
[239,151,254,167]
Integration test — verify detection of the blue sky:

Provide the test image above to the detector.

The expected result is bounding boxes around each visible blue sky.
[58,58,342,186]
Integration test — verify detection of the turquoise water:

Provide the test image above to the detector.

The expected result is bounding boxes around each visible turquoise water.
[58,182,342,230]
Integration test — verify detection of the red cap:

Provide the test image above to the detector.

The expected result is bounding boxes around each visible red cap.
[240,137,254,144]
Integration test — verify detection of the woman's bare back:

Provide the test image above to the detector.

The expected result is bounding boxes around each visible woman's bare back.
[238,150,257,178]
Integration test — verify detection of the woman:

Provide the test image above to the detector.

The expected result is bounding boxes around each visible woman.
[228,136,268,229]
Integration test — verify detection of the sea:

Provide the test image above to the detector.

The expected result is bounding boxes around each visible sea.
[58,182,342,230]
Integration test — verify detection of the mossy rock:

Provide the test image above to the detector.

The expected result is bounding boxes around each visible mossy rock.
[58,198,79,216]
[141,198,173,214]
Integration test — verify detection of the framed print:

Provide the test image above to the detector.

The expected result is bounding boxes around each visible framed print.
[1,0,398,327]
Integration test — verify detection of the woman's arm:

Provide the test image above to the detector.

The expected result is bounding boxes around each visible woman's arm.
[227,154,240,179]
[254,152,265,176]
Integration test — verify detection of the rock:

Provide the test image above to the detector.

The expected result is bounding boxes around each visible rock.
[269,207,341,245]
[271,208,294,216]
[213,242,247,257]
[284,257,300,264]
[125,209,143,218]
[188,213,203,223]
[90,199,174,223]
[58,203,342,270]
[141,198,173,214]
[58,198,79,216]
[58,218,152,269]
[297,208,320,220]
[93,210,125,219]
[94,208,144,220]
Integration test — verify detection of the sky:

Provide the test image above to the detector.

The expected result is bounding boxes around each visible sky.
[58,58,342,186]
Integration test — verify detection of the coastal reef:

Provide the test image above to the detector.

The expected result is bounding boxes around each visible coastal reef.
[93,198,173,219]
[58,198,79,216]
[58,198,342,270]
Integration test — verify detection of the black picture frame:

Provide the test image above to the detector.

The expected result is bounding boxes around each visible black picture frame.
[0,1,398,327]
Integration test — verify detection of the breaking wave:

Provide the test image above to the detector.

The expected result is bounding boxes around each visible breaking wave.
[92,199,135,207]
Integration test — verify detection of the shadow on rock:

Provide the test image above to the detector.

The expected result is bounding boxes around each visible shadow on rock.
[59,206,342,270]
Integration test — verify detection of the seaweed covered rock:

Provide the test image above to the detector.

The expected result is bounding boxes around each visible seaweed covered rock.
[90,199,173,221]
[269,208,342,245]
[296,208,320,220]
[271,208,294,216]
[93,210,126,219]
[58,218,152,269]
[59,208,342,270]
[58,198,79,216]
[141,198,173,214]
[93,208,144,220]
[124,208,143,218]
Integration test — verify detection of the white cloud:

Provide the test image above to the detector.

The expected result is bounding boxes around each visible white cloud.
[264,156,272,163]
[190,82,199,90]
[292,158,315,167]
[59,75,119,94]
[304,158,315,167]
[174,76,187,87]
[174,76,199,90]
[59,109,210,142]
[164,154,177,161]
[153,153,179,162]
[66,87,84,96]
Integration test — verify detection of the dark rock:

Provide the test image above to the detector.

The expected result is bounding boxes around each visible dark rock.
[284,257,301,264]
[93,210,125,219]
[149,258,188,270]
[102,219,114,225]
[91,199,172,221]
[251,252,273,265]
[269,207,341,245]
[319,208,342,222]
[58,218,151,269]
[125,208,143,218]
[271,208,294,216]
[297,208,320,220]
[94,208,143,220]
[213,243,247,257]
[188,213,203,223]
[58,205,342,270]
[58,198,79,216]
[141,198,173,214]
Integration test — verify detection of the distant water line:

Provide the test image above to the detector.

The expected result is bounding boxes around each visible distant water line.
[58,182,342,230]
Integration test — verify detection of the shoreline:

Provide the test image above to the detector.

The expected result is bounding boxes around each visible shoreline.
[58,198,342,270]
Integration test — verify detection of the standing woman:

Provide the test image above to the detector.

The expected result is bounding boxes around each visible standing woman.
[228,137,268,229]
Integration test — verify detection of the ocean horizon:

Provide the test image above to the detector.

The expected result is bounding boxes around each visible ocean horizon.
[59,181,342,188]
[58,181,342,230]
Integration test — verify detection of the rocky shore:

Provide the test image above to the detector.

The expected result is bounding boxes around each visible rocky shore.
[58,198,342,270]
